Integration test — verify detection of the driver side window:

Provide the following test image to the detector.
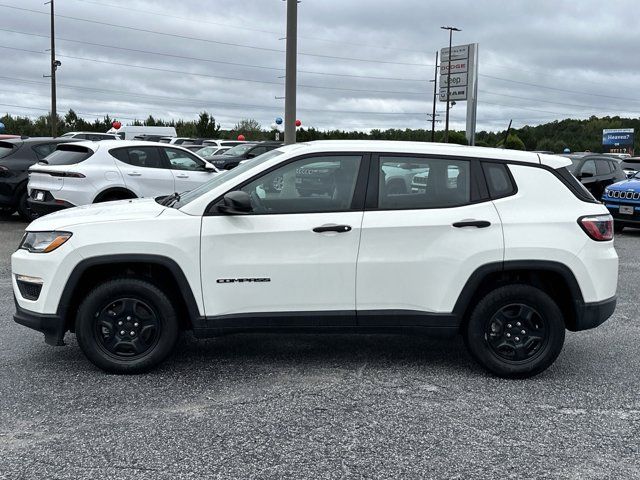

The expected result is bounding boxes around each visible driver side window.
[239,155,362,214]
[581,160,596,177]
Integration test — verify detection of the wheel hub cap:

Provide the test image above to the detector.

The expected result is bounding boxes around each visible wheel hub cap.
[95,298,160,358]
[485,303,547,362]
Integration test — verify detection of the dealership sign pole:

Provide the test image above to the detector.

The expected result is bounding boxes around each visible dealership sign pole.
[439,42,479,145]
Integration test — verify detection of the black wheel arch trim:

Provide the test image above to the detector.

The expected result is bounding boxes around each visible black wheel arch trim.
[57,254,201,323]
[453,260,613,331]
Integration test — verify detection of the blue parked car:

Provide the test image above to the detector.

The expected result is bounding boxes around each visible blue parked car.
[603,173,640,232]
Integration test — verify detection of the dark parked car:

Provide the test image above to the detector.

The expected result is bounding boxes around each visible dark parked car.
[619,157,640,178]
[0,137,79,219]
[564,154,626,200]
[131,134,165,142]
[209,142,282,170]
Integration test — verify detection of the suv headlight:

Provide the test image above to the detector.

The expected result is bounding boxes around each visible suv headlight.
[19,231,72,253]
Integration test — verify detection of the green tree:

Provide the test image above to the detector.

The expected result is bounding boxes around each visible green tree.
[497,133,526,150]
[447,131,469,145]
[233,118,262,140]
[195,111,221,138]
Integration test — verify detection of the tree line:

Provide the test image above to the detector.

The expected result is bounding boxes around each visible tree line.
[2,110,638,153]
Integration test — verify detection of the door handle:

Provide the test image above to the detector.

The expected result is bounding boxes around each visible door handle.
[127,172,142,177]
[452,220,491,228]
[313,224,352,233]
[176,174,189,178]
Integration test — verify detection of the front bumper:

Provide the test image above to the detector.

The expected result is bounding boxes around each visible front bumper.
[14,300,66,346]
[573,296,617,331]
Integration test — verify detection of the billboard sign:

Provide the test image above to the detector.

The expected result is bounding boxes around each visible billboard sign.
[602,128,634,155]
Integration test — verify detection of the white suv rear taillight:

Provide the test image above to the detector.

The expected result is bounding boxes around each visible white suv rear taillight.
[578,214,614,241]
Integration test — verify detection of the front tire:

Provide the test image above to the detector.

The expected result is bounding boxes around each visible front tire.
[75,278,179,373]
[464,285,565,378]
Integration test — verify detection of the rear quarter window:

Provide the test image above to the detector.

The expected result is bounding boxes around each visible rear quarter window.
[482,162,516,198]
[42,145,93,165]
[556,167,598,203]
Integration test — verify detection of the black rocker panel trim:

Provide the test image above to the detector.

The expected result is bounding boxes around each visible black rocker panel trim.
[193,310,460,338]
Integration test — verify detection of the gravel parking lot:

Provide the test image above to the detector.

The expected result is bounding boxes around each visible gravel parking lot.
[1,217,639,479]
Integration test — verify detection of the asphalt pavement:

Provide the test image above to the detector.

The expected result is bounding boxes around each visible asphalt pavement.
[0,216,639,479]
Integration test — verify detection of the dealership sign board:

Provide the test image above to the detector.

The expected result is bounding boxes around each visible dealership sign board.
[602,128,634,155]
[439,43,479,145]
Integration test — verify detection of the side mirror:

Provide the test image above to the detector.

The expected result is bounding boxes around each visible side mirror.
[580,171,594,179]
[246,152,256,159]
[204,163,217,172]
[217,191,252,215]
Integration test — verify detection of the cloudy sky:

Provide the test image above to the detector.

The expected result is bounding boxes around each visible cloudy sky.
[1,0,639,132]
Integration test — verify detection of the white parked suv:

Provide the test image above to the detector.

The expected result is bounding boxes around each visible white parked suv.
[27,140,218,216]
[12,141,618,377]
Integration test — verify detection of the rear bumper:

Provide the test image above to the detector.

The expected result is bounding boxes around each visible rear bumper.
[573,296,617,331]
[14,300,66,346]
[28,198,75,217]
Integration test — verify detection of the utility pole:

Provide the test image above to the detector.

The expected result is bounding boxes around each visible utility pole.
[430,50,439,142]
[45,0,60,137]
[284,0,298,145]
[441,26,460,143]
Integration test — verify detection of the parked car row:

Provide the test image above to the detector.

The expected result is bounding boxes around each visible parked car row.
[26,141,219,217]
[0,137,81,219]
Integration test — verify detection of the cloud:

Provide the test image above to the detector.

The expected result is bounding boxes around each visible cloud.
[1,0,639,133]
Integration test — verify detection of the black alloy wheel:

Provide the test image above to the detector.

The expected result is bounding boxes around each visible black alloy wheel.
[94,298,161,358]
[76,278,179,373]
[485,304,547,362]
[464,284,565,378]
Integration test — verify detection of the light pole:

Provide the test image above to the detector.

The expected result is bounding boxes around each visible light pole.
[430,50,439,142]
[284,0,298,145]
[441,26,460,143]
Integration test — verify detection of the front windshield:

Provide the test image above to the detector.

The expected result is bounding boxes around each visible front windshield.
[568,158,581,174]
[171,149,286,208]
[196,146,218,158]
[223,144,254,156]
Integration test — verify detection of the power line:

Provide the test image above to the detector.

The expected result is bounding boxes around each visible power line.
[0,27,430,82]
[0,45,430,96]
[479,90,640,115]
[0,77,430,116]
[67,0,430,55]
[480,73,640,104]
[0,4,432,67]
[0,102,139,119]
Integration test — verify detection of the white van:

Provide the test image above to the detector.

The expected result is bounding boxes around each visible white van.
[106,126,177,140]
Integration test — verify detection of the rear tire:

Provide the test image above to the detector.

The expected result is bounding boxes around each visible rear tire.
[464,284,565,378]
[614,223,624,234]
[16,189,36,221]
[75,278,179,373]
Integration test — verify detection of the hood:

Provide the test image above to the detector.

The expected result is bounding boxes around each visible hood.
[608,178,640,191]
[27,198,169,230]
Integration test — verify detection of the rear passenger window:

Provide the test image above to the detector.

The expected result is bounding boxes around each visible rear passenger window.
[483,163,516,198]
[378,156,471,209]
[596,160,611,175]
[111,147,166,169]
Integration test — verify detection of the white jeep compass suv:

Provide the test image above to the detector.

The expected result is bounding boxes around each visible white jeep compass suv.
[11,141,618,377]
